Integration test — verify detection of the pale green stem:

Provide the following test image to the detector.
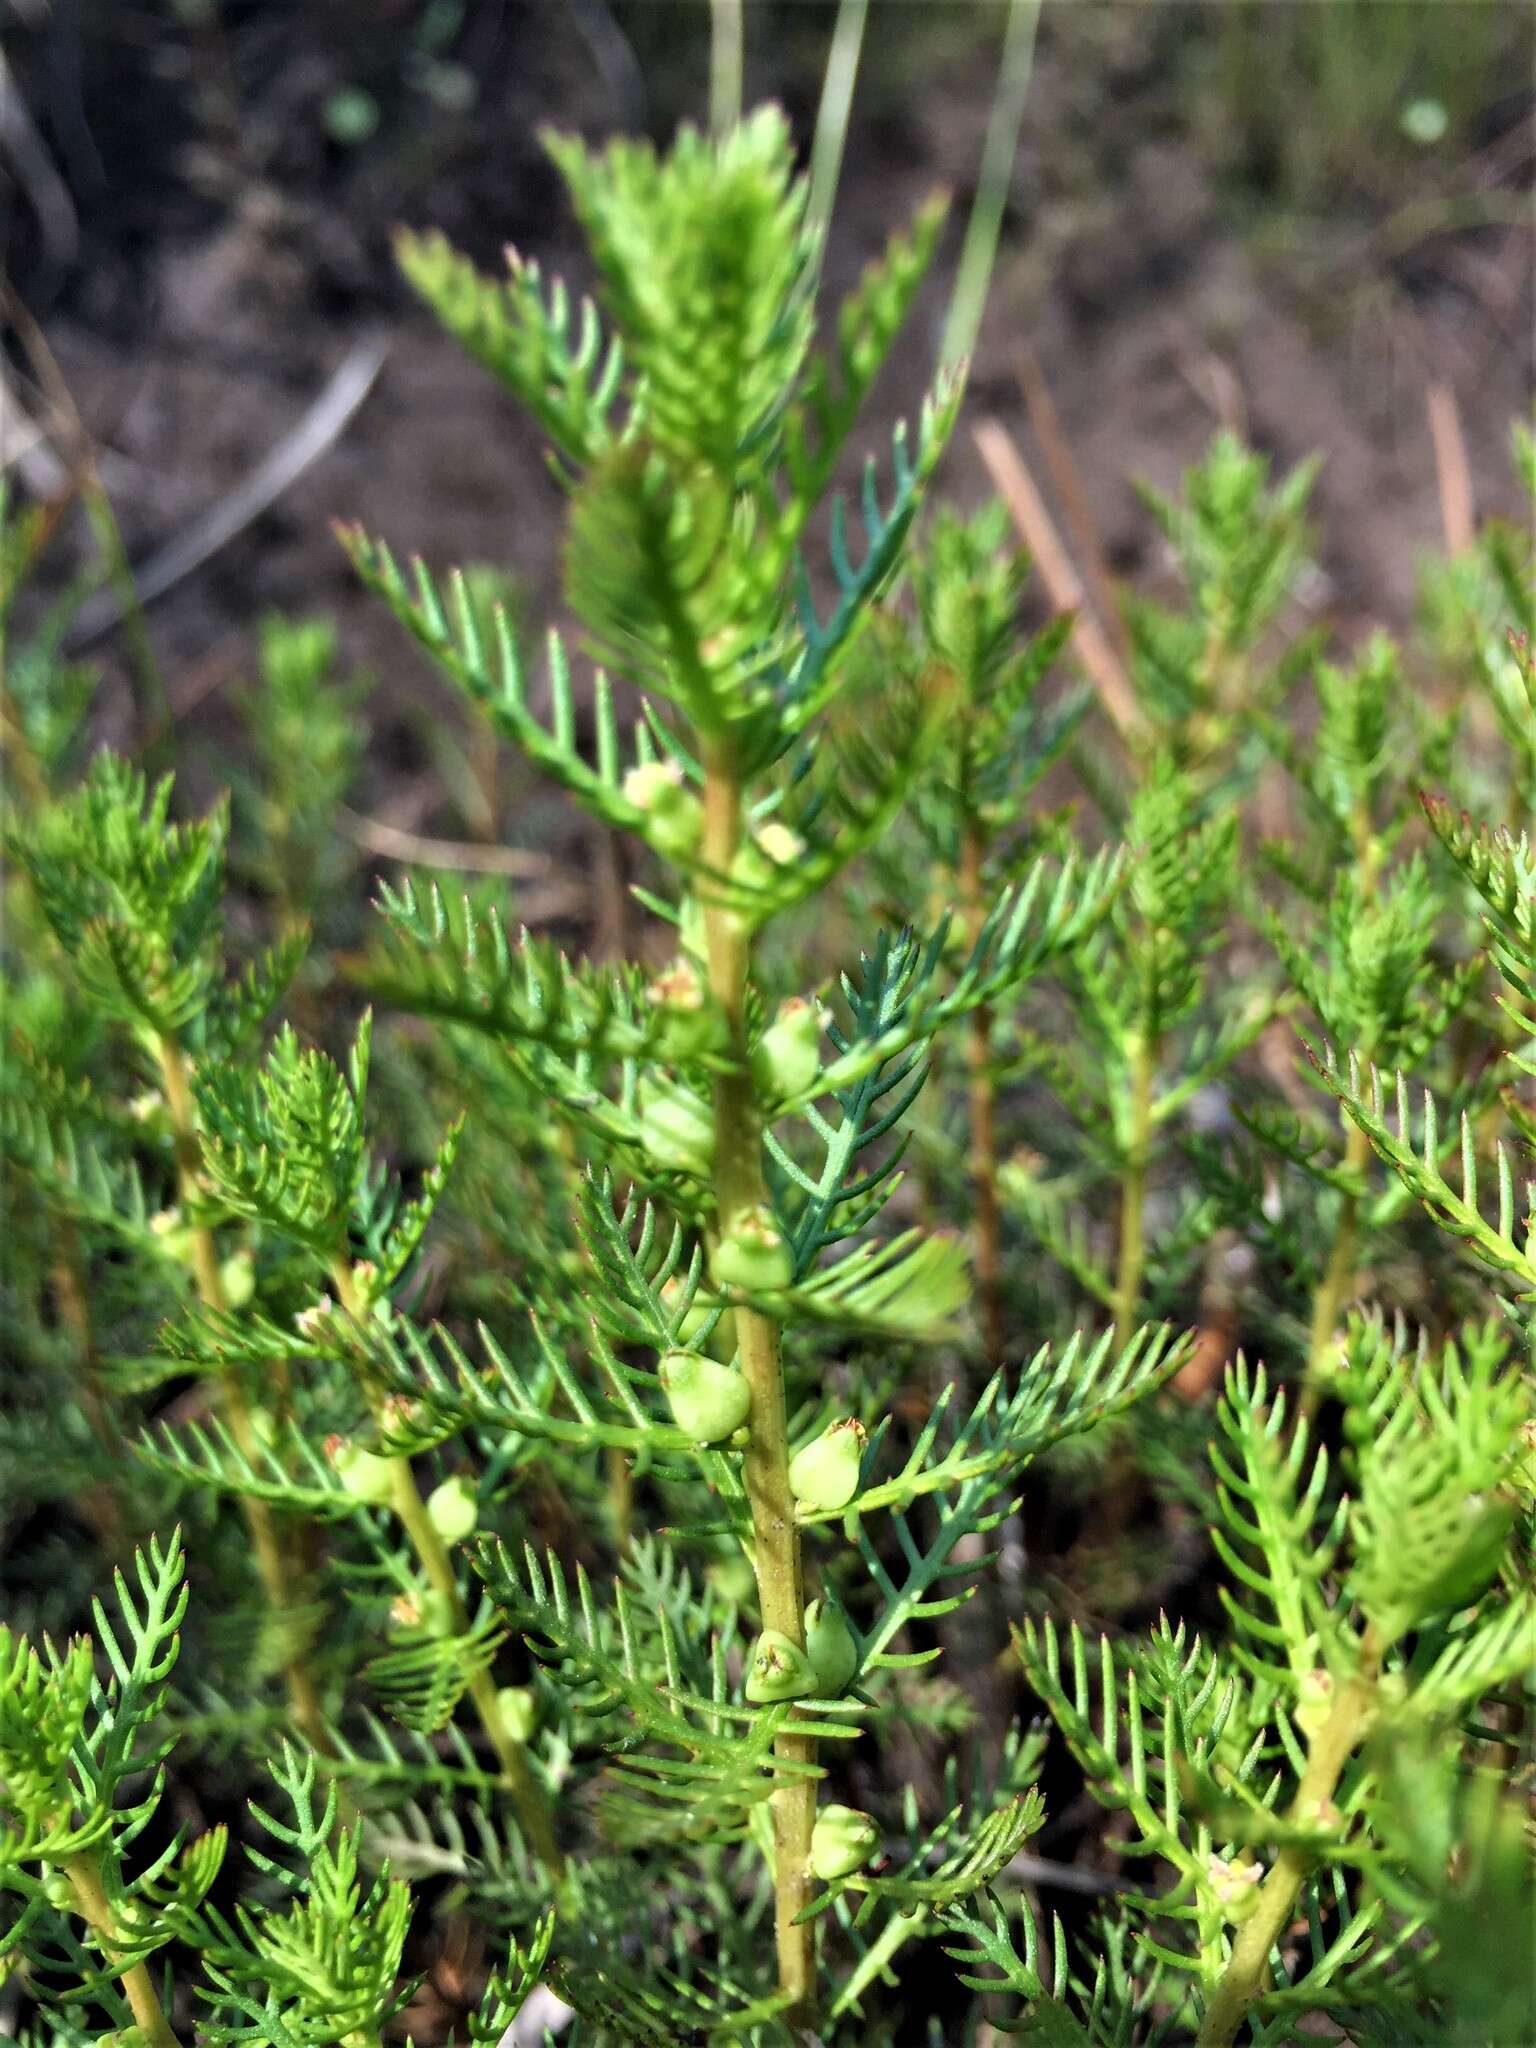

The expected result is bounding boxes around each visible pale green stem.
[940,0,1043,368]
[807,0,870,245]
[1112,1031,1156,1353]
[64,1852,185,2048]
[1300,1116,1370,1419]
[1195,1634,1382,2048]
[831,1906,927,2017]
[330,1262,566,1880]
[709,0,744,138]
[156,1035,332,1756]
[700,748,817,2034]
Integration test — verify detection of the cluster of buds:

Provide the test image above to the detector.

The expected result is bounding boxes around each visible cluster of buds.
[789,1418,867,1512]
[744,1599,860,1704]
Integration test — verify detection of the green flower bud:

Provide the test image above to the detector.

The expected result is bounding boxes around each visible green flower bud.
[218,1250,256,1309]
[638,1073,714,1177]
[803,1597,859,1695]
[809,1803,879,1881]
[496,1685,537,1744]
[751,997,824,1104]
[427,1473,479,1546]
[1205,1854,1264,1925]
[744,1629,816,1703]
[711,1205,793,1293]
[660,1350,751,1443]
[327,1437,395,1506]
[788,1418,867,1512]
[43,1868,74,1910]
[647,958,726,1059]
[623,761,704,861]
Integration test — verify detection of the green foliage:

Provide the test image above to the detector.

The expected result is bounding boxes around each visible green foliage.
[2,83,1532,2048]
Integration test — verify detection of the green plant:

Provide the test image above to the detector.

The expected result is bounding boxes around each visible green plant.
[2,98,1532,2048]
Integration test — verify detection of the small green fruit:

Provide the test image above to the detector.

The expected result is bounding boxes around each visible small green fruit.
[744,1629,816,1703]
[496,1685,537,1744]
[660,1350,751,1442]
[427,1473,479,1546]
[638,1073,714,1177]
[809,1803,879,1881]
[623,761,704,861]
[328,1438,395,1506]
[803,1597,859,1695]
[219,1250,256,1309]
[788,1418,867,1512]
[711,1205,793,1293]
[751,997,823,1104]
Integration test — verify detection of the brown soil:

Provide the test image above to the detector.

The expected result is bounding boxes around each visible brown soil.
[10,3,1535,837]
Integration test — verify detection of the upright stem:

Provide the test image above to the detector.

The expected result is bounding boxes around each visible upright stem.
[959,820,1004,1373]
[708,0,743,138]
[807,0,870,245]
[156,1035,332,1756]
[330,1262,565,1881]
[1301,1114,1370,1419]
[1195,1635,1382,2048]
[51,1213,127,1552]
[1112,1030,1156,1352]
[700,750,817,2033]
[64,1851,185,2048]
[939,0,1043,369]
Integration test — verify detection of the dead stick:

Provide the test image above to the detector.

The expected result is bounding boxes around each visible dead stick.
[1016,350,1133,666]
[973,417,1142,745]
[1426,381,1475,555]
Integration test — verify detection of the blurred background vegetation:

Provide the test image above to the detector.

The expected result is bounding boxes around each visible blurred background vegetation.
[3,0,1531,873]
